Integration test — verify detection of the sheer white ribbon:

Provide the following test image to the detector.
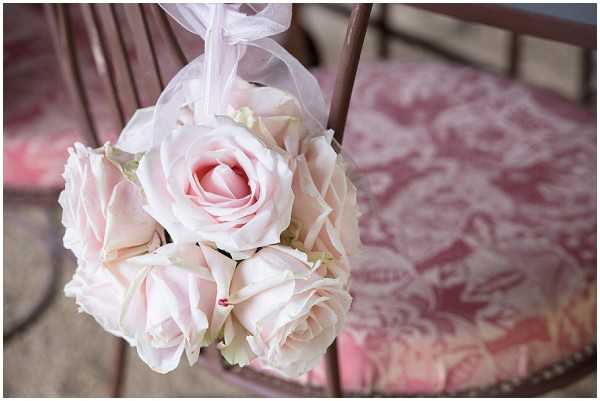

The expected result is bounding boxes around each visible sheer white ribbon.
[150,4,328,149]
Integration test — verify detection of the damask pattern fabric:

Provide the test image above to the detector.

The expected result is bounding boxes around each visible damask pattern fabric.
[293,63,596,393]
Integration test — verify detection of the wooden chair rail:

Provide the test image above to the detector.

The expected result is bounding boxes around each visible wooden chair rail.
[191,342,596,397]
[45,4,100,148]
[327,4,373,146]
[81,4,126,129]
[124,4,164,106]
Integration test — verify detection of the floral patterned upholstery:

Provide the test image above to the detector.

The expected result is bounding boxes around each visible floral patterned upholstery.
[292,63,595,394]
[4,5,596,395]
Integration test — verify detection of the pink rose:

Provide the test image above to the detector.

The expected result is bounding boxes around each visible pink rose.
[118,242,236,373]
[137,117,294,257]
[230,81,362,281]
[64,261,133,344]
[59,143,163,266]
[117,79,307,156]
[228,80,308,156]
[66,242,236,374]
[221,245,351,377]
[287,132,362,283]
[114,107,155,154]
[229,81,362,281]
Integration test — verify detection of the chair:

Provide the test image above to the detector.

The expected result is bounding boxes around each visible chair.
[6,3,595,397]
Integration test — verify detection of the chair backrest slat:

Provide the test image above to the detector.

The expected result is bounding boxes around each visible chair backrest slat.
[123,4,164,106]
[81,4,125,128]
[146,5,187,72]
[327,4,372,146]
[95,4,141,120]
[46,4,100,148]
[323,4,372,399]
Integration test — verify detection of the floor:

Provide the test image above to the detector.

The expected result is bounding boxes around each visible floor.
[3,4,596,397]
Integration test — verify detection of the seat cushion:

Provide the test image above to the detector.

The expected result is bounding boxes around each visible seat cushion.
[256,62,596,394]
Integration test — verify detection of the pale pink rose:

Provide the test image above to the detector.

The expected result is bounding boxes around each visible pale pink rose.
[114,106,155,154]
[137,117,294,257]
[119,242,236,373]
[115,106,195,155]
[221,245,351,377]
[230,81,361,280]
[59,143,163,266]
[288,132,362,283]
[228,80,308,156]
[66,242,235,373]
[65,261,134,344]
[116,80,307,157]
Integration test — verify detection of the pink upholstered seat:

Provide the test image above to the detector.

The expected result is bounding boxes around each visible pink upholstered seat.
[294,63,595,394]
[250,63,596,394]
[5,5,596,395]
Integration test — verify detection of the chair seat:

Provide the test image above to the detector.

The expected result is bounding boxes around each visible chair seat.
[253,62,597,394]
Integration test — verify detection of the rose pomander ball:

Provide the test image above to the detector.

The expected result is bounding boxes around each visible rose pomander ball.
[61,74,361,377]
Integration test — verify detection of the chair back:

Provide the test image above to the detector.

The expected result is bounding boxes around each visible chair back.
[44,4,187,147]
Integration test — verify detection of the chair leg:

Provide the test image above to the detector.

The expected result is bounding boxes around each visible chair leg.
[110,338,128,397]
[325,339,342,397]
[378,4,390,59]
[507,32,522,78]
[580,48,594,105]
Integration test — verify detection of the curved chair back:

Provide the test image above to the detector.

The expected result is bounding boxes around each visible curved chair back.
[44,4,187,148]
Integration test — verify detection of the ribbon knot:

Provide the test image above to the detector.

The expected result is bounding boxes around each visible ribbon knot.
[161,4,291,44]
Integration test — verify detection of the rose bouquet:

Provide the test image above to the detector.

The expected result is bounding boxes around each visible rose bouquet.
[60,4,360,377]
